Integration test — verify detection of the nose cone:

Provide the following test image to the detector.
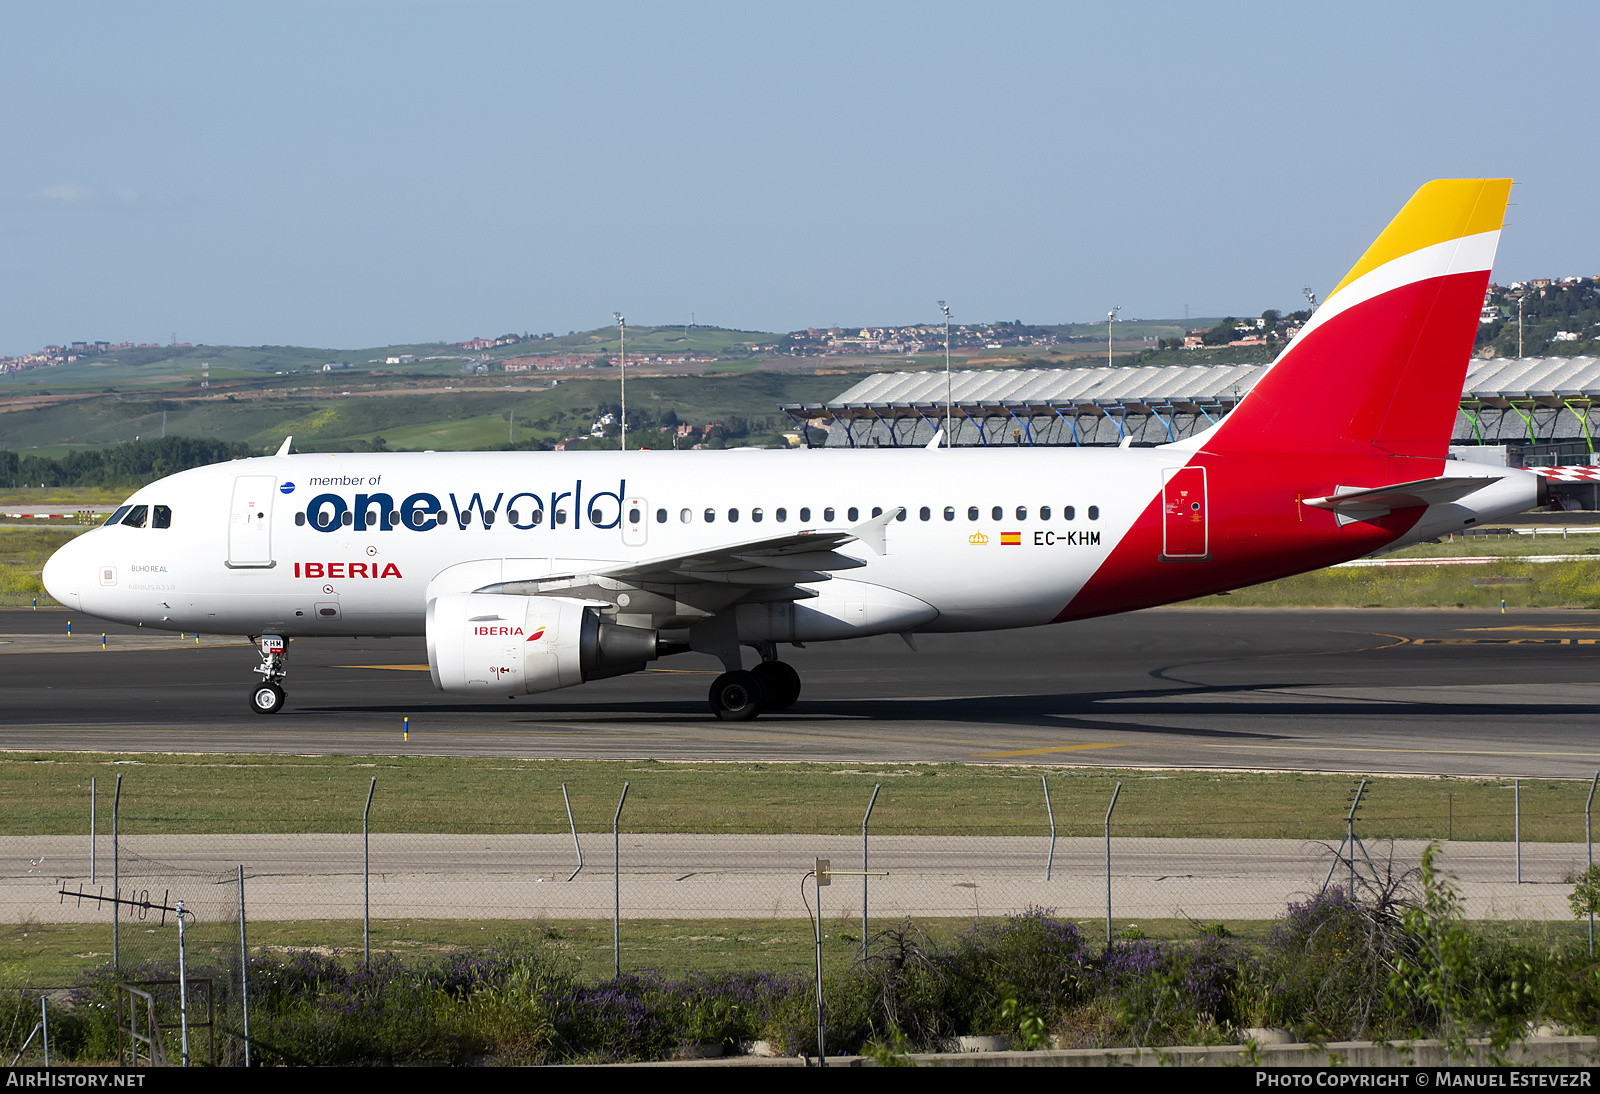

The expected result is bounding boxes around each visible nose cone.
[41,538,83,611]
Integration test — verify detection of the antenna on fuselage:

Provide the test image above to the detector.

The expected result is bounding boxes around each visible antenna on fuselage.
[275,436,293,457]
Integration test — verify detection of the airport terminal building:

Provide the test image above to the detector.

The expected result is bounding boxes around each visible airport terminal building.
[783,356,1600,508]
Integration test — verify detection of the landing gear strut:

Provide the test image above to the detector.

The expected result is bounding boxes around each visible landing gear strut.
[249,635,288,715]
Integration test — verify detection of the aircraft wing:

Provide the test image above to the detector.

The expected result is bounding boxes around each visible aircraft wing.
[472,508,904,625]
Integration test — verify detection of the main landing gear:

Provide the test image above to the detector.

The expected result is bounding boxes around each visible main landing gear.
[249,635,288,715]
[707,654,802,721]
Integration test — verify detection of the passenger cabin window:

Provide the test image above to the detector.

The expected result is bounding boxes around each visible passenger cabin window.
[1015,506,1026,521]
[681,509,692,523]
[529,510,544,526]
[459,510,472,526]
[800,507,811,521]
[1040,505,1052,520]
[122,505,149,528]
[920,506,931,521]
[555,509,568,525]
[104,505,132,527]
[847,507,859,522]
[823,507,834,522]
[870,506,882,518]
[728,508,740,522]
[295,512,306,526]
[895,508,906,521]
[991,506,1002,521]
[1064,506,1076,520]
[752,508,763,523]
[482,510,495,526]
[654,508,666,524]
[968,506,979,521]
[776,507,788,522]
[1088,505,1100,520]
[152,505,172,529]
[436,511,449,527]
[943,506,955,521]
[704,509,716,523]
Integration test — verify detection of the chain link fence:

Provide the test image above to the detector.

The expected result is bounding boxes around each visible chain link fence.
[6,770,1600,992]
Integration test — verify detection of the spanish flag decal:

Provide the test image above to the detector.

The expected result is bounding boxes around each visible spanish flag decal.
[1000,532,1022,546]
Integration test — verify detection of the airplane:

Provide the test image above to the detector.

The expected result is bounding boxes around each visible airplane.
[42,178,1544,720]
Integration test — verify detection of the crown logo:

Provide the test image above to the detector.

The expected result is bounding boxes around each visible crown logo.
[968,532,989,545]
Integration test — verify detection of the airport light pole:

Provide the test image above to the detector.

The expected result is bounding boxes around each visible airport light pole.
[1517,294,1525,358]
[1107,306,1121,367]
[614,312,627,450]
[938,300,952,447]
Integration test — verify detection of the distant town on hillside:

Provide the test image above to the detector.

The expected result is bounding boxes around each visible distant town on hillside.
[4,274,1597,378]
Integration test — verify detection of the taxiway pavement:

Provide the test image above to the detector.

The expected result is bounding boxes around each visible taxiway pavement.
[3,607,1599,777]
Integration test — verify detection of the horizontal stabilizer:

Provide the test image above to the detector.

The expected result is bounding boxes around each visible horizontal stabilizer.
[1304,475,1499,525]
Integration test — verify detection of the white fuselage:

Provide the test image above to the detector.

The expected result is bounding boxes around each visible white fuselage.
[42,446,1544,646]
[42,448,1144,638]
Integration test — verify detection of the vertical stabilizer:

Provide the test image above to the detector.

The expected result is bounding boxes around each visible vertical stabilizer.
[1193,179,1511,460]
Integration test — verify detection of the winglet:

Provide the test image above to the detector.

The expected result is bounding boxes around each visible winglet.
[275,436,293,457]
[848,507,903,556]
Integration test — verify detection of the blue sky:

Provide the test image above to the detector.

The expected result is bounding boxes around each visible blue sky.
[2,2,1596,355]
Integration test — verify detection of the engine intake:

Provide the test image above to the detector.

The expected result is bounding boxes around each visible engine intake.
[427,592,659,694]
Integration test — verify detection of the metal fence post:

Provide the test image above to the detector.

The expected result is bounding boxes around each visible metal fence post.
[90,777,96,885]
[1514,779,1521,885]
[238,864,250,1068]
[363,777,376,966]
[112,773,121,970]
[613,781,629,979]
[861,784,880,962]
[812,859,829,1067]
[1588,772,1598,957]
[176,900,190,1067]
[1104,780,1122,946]
[40,995,49,1067]
[1043,775,1056,881]
[562,783,583,881]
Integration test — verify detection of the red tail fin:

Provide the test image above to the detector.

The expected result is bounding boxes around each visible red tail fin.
[1196,179,1511,460]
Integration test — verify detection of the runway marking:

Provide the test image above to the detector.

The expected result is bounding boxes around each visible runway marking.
[1189,742,1600,760]
[337,664,431,671]
[1459,626,1600,632]
[337,665,721,675]
[1406,638,1599,645]
[971,743,1125,758]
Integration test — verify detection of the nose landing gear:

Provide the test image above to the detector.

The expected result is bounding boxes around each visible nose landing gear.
[249,635,288,714]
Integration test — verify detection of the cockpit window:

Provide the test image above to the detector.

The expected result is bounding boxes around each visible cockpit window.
[152,505,172,529]
[103,506,132,527]
[121,505,149,528]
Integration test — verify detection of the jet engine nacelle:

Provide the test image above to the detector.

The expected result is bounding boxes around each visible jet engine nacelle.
[426,592,659,695]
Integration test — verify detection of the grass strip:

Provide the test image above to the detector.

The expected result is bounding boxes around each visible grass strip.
[2,752,1595,842]
[1190,557,1600,609]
